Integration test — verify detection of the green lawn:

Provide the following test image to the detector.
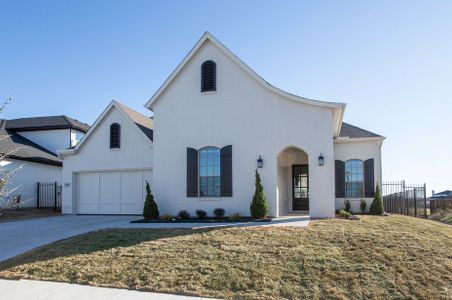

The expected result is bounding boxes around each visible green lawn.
[0,215,451,299]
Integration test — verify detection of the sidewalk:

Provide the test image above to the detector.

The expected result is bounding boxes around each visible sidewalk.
[0,279,215,300]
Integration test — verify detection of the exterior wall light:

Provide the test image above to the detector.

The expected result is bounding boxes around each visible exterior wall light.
[257,155,263,168]
[318,153,325,166]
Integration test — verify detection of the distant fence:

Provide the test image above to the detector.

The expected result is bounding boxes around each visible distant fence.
[430,199,452,215]
[382,181,427,218]
[37,182,62,212]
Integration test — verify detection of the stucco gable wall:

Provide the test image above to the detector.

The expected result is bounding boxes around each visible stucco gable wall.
[152,41,336,218]
[61,107,152,214]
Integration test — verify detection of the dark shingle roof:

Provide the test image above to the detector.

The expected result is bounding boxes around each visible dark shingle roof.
[0,120,62,166]
[116,102,153,141]
[339,122,382,139]
[433,190,452,198]
[5,116,90,133]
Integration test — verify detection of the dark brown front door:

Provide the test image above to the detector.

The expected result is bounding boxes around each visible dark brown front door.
[292,164,309,211]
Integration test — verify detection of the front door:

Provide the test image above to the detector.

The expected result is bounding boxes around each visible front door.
[292,164,309,210]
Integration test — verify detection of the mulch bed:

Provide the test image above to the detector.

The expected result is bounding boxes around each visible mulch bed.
[131,217,272,223]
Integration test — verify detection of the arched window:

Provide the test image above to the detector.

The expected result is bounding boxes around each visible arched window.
[199,147,220,197]
[345,160,364,198]
[201,60,216,92]
[110,123,121,149]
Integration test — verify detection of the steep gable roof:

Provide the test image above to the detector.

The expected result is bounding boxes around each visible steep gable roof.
[0,120,62,166]
[144,32,346,138]
[58,101,153,156]
[6,116,90,133]
[339,122,383,139]
[116,102,153,141]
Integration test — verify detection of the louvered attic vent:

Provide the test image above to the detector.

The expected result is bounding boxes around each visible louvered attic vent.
[201,60,216,92]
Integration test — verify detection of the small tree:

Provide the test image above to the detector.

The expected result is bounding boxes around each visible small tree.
[344,200,351,212]
[369,183,384,215]
[250,169,269,219]
[143,181,159,219]
[0,97,27,215]
[360,199,367,213]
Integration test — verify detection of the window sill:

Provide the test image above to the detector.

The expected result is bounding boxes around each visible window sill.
[201,91,217,95]
[109,148,120,151]
[197,197,222,201]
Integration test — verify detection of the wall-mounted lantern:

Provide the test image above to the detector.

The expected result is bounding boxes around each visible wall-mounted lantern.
[257,155,263,168]
[318,153,325,166]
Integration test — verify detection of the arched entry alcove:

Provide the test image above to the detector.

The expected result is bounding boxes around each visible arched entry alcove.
[277,146,309,216]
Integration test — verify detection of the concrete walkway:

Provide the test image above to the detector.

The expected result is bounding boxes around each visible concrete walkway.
[0,214,310,261]
[0,279,213,300]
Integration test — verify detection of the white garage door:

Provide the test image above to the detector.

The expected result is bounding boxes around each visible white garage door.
[77,170,152,214]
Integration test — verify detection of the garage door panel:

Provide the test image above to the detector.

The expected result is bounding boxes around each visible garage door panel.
[120,172,143,214]
[78,173,100,214]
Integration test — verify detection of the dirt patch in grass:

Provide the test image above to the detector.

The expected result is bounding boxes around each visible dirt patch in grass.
[0,208,60,223]
[0,215,451,299]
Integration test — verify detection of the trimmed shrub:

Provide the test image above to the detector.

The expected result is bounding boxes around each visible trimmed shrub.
[178,210,190,220]
[344,200,351,212]
[213,208,225,218]
[338,209,352,219]
[369,184,384,215]
[143,181,159,220]
[196,209,207,219]
[360,199,367,213]
[160,214,173,221]
[229,213,241,221]
[250,169,269,219]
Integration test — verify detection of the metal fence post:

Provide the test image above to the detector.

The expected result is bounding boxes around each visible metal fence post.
[54,181,58,212]
[414,187,417,217]
[36,182,40,208]
[424,183,427,218]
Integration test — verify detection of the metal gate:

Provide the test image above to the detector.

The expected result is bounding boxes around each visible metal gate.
[37,182,62,212]
[382,181,427,218]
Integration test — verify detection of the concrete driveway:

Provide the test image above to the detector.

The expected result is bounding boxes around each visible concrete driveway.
[0,214,310,261]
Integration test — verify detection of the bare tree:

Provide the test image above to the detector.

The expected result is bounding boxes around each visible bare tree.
[0,97,27,215]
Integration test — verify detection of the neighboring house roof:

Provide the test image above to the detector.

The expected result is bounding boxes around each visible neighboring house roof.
[5,115,90,133]
[339,122,383,139]
[0,120,62,166]
[145,32,346,138]
[58,100,153,156]
[431,190,452,198]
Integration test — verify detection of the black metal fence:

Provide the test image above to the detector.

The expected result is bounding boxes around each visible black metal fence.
[382,181,427,218]
[37,182,62,212]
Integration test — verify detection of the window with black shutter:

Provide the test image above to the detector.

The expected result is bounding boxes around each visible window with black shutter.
[187,145,232,198]
[364,159,375,197]
[201,60,216,92]
[187,148,199,197]
[110,123,121,149]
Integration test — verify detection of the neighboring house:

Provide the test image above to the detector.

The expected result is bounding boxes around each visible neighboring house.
[0,116,89,207]
[59,32,384,218]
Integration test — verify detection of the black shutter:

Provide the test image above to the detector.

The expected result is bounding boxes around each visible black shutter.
[364,159,375,197]
[187,148,198,197]
[110,123,120,148]
[335,160,345,198]
[220,145,232,197]
[201,60,216,92]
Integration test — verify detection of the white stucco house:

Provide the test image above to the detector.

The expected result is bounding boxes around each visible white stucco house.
[58,32,384,218]
[0,116,89,207]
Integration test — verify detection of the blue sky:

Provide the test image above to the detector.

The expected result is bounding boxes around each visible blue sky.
[1,1,451,193]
